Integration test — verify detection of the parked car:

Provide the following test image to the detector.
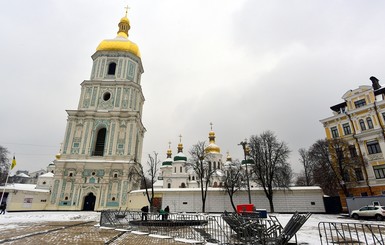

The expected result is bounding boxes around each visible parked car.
[351,205,385,221]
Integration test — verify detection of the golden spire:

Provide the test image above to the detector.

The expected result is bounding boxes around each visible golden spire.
[205,122,221,153]
[166,141,172,158]
[117,6,131,38]
[177,134,183,153]
[226,151,232,161]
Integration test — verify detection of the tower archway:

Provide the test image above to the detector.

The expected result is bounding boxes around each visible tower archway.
[82,192,96,211]
[93,128,106,156]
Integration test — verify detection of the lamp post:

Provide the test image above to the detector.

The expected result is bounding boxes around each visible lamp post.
[239,139,252,204]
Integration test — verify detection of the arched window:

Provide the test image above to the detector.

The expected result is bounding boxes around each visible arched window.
[93,128,106,156]
[112,197,116,201]
[213,182,218,187]
[114,173,118,178]
[359,119,366,131]
[180,166,183,173]
[69,173,73,177]
[192,176,195,181]
[167,183,171,188]
[213,162,216,169]
[181,183,186,188]
[107,62,116,75]
[367,117,374,129]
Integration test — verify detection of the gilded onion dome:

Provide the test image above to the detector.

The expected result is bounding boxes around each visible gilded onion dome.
[96,11,141,57]
[162,147,173,166]
[205,130,221,154]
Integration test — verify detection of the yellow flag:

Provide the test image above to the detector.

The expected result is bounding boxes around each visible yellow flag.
[11,156,16,170]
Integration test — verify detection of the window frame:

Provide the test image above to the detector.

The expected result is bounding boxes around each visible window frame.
[367,141,381,155]
[343,123,351,135]
[331,126,339,138]
[367,117,374,129]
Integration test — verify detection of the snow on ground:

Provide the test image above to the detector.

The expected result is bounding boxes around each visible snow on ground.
[0,211,383,244]
[0,211,100,230]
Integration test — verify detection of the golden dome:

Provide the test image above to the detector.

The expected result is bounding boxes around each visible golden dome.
[55,153,61,160]
[205,130,221,154]
[96,12,141,57]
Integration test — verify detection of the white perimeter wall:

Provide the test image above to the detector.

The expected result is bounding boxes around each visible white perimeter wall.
[130,187,325,213]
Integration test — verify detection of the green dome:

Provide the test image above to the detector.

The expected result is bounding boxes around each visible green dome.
[162,158,173,166]
[174,152,187,162]
[241,159,255,165]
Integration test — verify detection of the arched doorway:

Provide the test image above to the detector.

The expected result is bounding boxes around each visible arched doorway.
[83,193,96,211]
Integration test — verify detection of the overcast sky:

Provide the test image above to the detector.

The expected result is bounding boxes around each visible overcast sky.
[1,0,385,174]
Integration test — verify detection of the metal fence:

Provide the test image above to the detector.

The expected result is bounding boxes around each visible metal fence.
[318,221,385,245]
[100,209,310,245]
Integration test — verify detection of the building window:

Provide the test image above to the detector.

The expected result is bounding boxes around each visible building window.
[354,99,366,108]
[107,62,116,75]
[349,145,358,157]
[180,166,182,173]
[174,167,176,173]
[192,176,195,181]
[167,183,171,188]
[331,126,339,138]
[93,128,106,156]
[373,165,385,179]
[366,117,374,129]
[367,141,381,154]
[359,119,366,131]
[112,197,116,201]
[114,173,118,178]
[69,173,73,177]
[361,192,368,197]
[382,112,385,123]
[343,123,351,135]
[354,168,364,181]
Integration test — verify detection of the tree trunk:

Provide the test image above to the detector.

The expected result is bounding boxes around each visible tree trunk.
[267,195,274,213]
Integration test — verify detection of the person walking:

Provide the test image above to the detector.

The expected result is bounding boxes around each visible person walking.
[164,205,170,220]
[141,205,149,221]
[0,202,6,215]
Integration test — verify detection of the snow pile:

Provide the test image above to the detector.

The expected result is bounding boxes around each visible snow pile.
[0,211,100,225]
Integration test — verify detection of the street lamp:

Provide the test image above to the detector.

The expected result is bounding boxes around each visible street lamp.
[239,139,252,204]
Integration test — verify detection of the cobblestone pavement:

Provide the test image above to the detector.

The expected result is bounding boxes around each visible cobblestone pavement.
[0,221,190,245]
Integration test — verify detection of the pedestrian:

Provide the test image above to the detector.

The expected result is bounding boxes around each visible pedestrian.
[141,205,149,221]
[0,202,6,215]
[164,205,170,220]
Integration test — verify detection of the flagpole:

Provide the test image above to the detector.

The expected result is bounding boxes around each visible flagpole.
[0,156,15,205]
[0,171,10,205]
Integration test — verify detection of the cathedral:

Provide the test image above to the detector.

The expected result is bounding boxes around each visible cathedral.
[157,128,228,189]
[47,11,145,211]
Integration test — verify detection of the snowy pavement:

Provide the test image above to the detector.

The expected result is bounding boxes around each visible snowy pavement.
[0,211,384,244]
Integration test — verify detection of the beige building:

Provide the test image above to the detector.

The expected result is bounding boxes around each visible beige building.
[320,76,385,208]
[46,12,145,211]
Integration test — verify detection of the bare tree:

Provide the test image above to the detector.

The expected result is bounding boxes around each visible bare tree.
[297,148,314,186]
[129,152,161,209]
[221,159,245,212]
[0,146,10,185]
[186,141,216,213]
[307,139,339,196]
[248,131,291,213]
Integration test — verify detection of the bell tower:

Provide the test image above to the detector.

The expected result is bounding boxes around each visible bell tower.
[48,10,145,211]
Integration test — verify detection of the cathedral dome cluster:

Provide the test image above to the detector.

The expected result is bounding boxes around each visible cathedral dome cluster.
[96,13,141,57]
